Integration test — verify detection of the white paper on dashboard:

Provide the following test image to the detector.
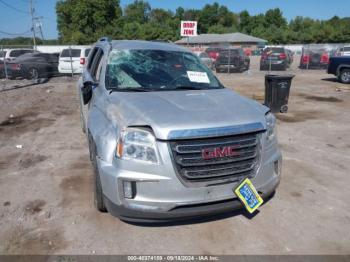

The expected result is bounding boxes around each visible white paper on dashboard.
[187,71,210,83]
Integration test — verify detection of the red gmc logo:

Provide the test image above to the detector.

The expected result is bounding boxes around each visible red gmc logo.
[202,146,239,160]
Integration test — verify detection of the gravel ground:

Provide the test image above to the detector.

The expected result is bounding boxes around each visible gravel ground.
[0,56,349,255]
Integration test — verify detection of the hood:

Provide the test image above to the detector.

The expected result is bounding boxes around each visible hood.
[107,88,269,140]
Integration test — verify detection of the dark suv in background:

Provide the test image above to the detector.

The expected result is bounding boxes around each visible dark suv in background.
[300,48,330,69]
[260,47,291,71]
[215,48,250,73]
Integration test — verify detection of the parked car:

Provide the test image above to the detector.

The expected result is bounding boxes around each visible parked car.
[194,51,214,69]
[335,46,350,57]
[58,47,91,74]
[2,48,36,61]
[260,47,290,71]
[6,52,59,80]
[300,48,329,69]
[215,48,250,73]
[327,56,350,84]
[77,38,281,221]
[205,47,222,62]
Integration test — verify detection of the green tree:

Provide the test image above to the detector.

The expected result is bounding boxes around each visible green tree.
[56,0,122,44]
[53,0,350,45]
[124,0,151,24]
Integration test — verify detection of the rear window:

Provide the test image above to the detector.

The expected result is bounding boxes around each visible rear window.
[85,49,91,57]
[264,48,284,53]
[343,47,350,52]
[61,49,81,57]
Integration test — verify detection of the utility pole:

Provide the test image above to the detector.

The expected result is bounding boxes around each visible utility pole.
[29,0,36,49]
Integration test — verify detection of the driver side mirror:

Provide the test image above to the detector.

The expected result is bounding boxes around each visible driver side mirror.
[82,81,98,105]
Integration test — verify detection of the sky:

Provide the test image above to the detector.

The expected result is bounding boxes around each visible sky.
[0,0,350,40]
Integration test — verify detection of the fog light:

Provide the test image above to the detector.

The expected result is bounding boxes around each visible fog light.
[123,181,135,199]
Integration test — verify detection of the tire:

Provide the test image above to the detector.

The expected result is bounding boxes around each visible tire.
[89,135,107,212]
[338,69,350,84]
[215,68,220,73]
[26,67,39,80]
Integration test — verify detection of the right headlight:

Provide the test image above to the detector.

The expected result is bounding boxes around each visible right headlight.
[116,127,159,164]
[265,112,276,141]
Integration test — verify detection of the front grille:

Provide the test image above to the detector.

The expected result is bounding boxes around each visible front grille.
[169,132,261,186]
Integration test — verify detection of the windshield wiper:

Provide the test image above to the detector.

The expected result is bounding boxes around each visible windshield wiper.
[109,87,153,94]
[171,86,203,90]
[169,86,218,91]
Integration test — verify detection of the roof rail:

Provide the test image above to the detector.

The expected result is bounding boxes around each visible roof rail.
[99,36,111,42]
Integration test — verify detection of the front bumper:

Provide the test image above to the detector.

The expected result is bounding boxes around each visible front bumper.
[97,136,282,222]
[104,189,276,223]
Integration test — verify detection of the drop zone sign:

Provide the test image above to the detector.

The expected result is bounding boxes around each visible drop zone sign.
[181,21,198,37]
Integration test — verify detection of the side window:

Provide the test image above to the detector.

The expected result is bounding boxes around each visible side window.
[87,48,98,71]
[91,49,104,82]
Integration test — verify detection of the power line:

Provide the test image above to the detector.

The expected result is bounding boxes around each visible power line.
[0,29,31,36]
[0,0,29,14]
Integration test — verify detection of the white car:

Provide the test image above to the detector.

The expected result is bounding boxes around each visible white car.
[336,46,350,57]
[1,49,36,61]
[58,47,91,74]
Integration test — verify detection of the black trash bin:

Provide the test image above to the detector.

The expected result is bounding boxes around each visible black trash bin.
[264,74,294,113]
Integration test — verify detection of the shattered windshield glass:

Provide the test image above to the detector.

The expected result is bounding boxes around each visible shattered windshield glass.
[105,49,223,91]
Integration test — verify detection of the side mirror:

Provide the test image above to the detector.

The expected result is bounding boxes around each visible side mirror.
[82,81,97,105]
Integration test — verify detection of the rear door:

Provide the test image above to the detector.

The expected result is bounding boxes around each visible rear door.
[59,48,81,72]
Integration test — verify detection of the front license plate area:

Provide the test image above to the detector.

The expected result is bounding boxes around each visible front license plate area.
[234,178,263,213]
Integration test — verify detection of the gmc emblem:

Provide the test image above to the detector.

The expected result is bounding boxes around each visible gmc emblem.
[202,146,239,160]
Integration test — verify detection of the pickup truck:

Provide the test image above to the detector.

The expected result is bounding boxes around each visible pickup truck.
[327,56,350,84]
[78,38,282,222]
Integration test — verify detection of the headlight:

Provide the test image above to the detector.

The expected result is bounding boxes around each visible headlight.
[116,128,159,164]
[265,112,276,140]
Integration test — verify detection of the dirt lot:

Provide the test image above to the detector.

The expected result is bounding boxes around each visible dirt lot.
[0,56,350,255]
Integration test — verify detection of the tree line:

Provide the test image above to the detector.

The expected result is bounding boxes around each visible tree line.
[1,0,350,46]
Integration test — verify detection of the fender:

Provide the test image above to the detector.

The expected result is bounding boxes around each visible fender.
[87,105,118,164]
[337,64,350,76]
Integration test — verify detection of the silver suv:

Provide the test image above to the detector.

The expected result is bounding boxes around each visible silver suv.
[78,38,282,222]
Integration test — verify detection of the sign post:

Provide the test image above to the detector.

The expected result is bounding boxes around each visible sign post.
[181,21,197,47]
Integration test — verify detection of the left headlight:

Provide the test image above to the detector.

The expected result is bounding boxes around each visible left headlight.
[116,127,159,164]
[265,112,276,141]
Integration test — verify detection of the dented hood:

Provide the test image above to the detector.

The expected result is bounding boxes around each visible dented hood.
[107,88,268,140]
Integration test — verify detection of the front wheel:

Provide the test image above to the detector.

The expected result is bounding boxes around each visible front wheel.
[339,69,350,84]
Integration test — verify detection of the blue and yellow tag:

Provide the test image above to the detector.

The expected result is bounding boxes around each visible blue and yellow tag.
[234,178,264,214]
